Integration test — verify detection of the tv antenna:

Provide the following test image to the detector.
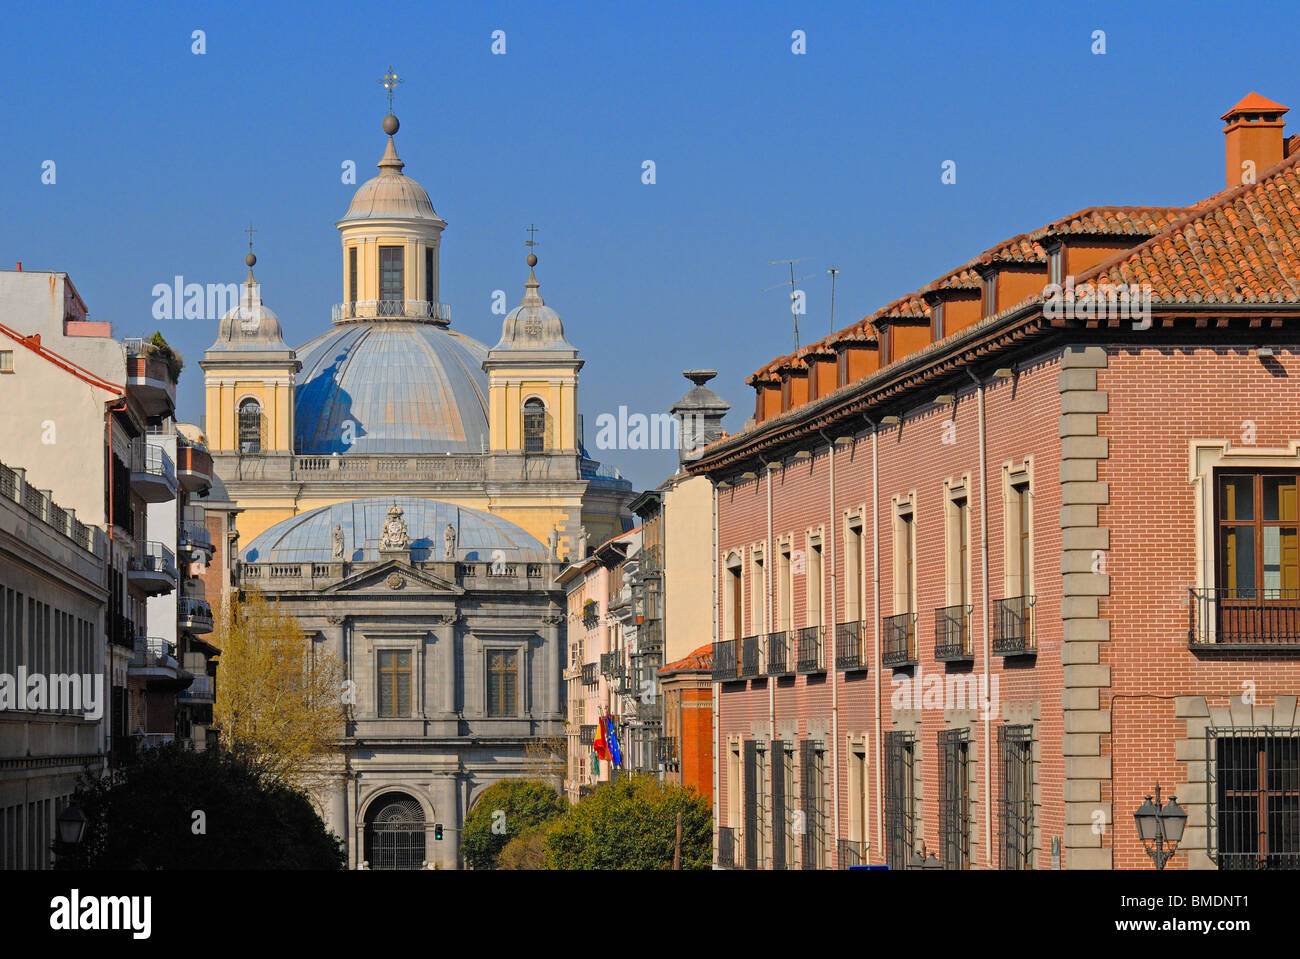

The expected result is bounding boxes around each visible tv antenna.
[827,266,839,333]
[763,257,814,350]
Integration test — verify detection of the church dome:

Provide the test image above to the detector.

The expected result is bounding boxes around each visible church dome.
[240,496,548,563]
[208,268,289,352]
[294,321,490,454]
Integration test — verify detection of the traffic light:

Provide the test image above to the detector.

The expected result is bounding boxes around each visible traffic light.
[434,823,443,841]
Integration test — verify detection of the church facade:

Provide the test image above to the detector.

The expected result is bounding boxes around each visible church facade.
[199,107,634,868]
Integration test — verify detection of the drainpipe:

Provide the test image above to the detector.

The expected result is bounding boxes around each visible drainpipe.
[819,429,840,859]
[867,416,882,854]
[712,480,720,844]
[966,368,992,869]
[758,454,775,745]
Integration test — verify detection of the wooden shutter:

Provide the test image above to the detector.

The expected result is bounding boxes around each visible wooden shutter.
[743,739,758,869]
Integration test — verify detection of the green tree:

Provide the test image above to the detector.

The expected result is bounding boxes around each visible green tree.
[497,824,554,870]
[462,779,567,869]
[544,776,712,870]
[55,742,344,869]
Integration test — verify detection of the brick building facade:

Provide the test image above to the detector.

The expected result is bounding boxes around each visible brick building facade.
[695,93,1300,870]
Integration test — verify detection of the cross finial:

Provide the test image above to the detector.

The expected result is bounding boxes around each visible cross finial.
[245,221,257,253]
[379,64,404,113]
[526,223,539,250]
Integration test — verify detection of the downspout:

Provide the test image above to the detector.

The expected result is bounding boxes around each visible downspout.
[104,396,127,766]
[967,368,992,869]
[819,429,840,860]
[758,454,775,745]
[868,416,883,855]
[712,480,720,850]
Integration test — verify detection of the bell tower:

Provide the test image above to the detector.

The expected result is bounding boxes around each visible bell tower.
[199,248,300,455]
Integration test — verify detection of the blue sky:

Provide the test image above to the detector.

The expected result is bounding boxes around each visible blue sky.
[3,0,1296,489]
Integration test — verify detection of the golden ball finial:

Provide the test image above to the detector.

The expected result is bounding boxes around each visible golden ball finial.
[526,252,538,268]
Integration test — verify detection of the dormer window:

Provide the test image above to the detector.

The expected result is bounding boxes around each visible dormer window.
[1048,245,1063,286]
[982,272,997,318]
[931,301,946,340]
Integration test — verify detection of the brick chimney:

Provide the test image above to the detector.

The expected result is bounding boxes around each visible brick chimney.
[1223,92,1289,189]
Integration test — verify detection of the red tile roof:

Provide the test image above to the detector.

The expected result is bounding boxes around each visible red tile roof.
[659,642,713,674]
[1223,92,1289,119]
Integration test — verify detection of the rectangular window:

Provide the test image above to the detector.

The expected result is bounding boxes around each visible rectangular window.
[348,247,358,303]
[725,560,743,641]
[884,731,916,870]
[800,740,828,869]
[1049,247,1063,286]
[939,728,971,869]
[847,741,869,852]
[425,247,435,304]
[806,540,823,627]
[487,648,519,717]
[982,272,997,317]
[743,739,759,869]
[754,746,768,869]
[999,724,1034,869]
[896,508,916,616]
[1217,471,1300,595]
[376,649,411,718]
[777,545,793,632]
[770,741,795,870]
[931,301,945,340]
[0,350,13,373]
[844,519,863,622]
[1006,481,1032,597]
[728,744,742,832]
[1210,728,1300,869]
[379,245,403,304]
[751,550,765,635]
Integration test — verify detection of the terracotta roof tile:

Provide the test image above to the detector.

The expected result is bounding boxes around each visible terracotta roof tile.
[659,642,713,674]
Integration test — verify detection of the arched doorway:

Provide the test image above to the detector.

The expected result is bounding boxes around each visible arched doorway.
[363,792,426,870]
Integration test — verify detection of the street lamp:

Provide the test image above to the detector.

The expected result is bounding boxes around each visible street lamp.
[56,803,87,846]
[1133,783,1187,870]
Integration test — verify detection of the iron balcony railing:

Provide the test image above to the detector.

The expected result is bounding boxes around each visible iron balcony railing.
[992,595,1036,655]
[712,639,738,681]
[882,613,917,667]
[766,631,793,676]
[332,299,452,323]
[837,838,864,869]
[178,673,214,701]
[1189,588,1300,648]
[179,597,213,626]
[717,827,736,868]
[579,724,597,746]
[934,604,974,661]
[131,636,175,668]
[739,635,762,678]
[600,652,625,680]
[110,613,135,649]
[179,520,212,553]
[136,541,177,579]
[835,620,867,671]
[658,735,679,770]
[796,625,825,672]
[581,662,598,686]
[133,442,176,485]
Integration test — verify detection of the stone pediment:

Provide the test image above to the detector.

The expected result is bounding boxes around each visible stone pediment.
[321,560,463,596]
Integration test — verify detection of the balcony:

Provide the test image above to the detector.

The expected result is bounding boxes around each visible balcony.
[796,625,825,673]
[766,631,793,676]
[1189,588,1300,649]
[739,635,762,678]
[128,541,177,595]
[837,838,864,869]
[717,826,736,869]
[131,442,177,503]
[934,604,974,662]
[579,724,597,746]
[123,338,177,417]
[332,299,452,324]
[712,639,738,681]
[991,596,1036,655]
[835,621,867,671]
[179,520,214,558]
[581,662,598,686]
[110,613,136,650]
[178,673,214,703]
[882,613,917,667]
[129,636,184,685]
[658,735,679,770]
[179,597,214,634]
[175,441,214,495]
[289,453,483,483]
